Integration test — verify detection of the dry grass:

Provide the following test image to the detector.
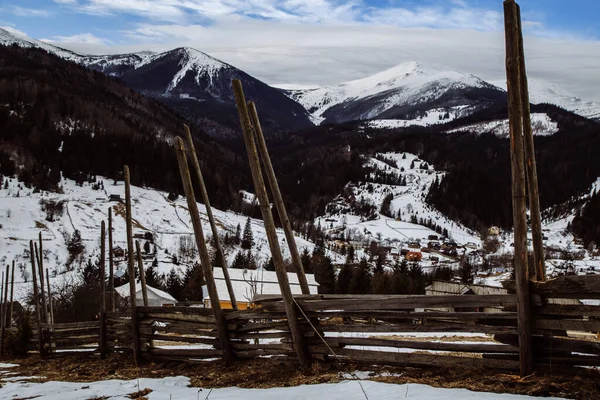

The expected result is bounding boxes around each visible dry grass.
[34,221,47,229]
[112,203,149,231]
[2,353,600,399]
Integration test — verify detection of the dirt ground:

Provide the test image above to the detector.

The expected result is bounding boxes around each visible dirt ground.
[2,353,600,399]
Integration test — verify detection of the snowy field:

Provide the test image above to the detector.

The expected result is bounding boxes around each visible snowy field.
[0,363,565,400]
[446,113,559,137]
[0,176,338,302]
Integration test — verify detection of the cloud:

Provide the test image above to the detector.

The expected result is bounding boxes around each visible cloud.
[41,33,112,45]
[9,6,53,17]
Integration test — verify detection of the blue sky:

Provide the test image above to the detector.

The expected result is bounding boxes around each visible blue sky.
[1,0,599,100]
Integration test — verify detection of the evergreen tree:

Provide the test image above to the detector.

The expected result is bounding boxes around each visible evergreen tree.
[143,241,151,254]
[346,245,355,264]
[350,257,371,294]
[315,255,335,294]
[336,264,353,294]
[264,257,275,271]
[235,223,241,245]
[241,217,254,250]
[82,258,99,286]
[300,248,312,274]
[181,263,205,301]
[145,264,163,290]
[166,268,183,300]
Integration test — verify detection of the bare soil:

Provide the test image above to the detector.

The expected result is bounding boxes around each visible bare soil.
[2,353,600,399]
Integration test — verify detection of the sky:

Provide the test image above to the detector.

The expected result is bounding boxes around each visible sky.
[1,0,599,101]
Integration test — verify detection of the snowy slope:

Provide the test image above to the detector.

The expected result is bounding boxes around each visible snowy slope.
[0,176,335,302]
[493,78,600,121]
[288,61,504,124]
[0,27,81,62]
[447,113,559,137]
[316,152,480,269]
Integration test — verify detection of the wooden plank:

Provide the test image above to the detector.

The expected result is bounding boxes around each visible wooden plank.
[534,304,600,317]
[41,321,99,330]
[321,323,517,335]
[535,319,600,332]
[139,334,219,345]
[147,348,223,358]
[235,349,295,358]
[261,295,517,312]
[536,355,600,367]
[532,275,600,296]
[99,220,107,359]
[226,310,517,321]
[308,346,519,370]
[232,343,293,352]
[139,313,215,324]
[234,321,302,333]
[311,337,519,354]
[230,331,291,340]
[494,334,600,356]
[138,306,215,316]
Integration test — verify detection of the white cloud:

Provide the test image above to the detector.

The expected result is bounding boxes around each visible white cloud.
[0,25,28,37]
[41,33,112,45]
[9,6,52,17]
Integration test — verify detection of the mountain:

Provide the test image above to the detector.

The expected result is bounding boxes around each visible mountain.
[0,28,313,137]
[287,61,506,125]
[0,43,247,210]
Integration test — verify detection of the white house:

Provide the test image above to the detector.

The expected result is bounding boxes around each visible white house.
[115,280,177,307]
[204,268,319,310]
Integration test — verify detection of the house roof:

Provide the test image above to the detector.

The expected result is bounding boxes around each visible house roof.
[115,280,177,302]
[208,267,319,303]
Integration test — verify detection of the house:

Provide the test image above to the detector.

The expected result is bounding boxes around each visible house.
[427,235,439,241]
[407,241,421,249]
[425,281,509,313]
[108,194,122,202]
[405,251,422,262]
[115,280,177,307]
[204,268,320,310]
[112,246,125,258]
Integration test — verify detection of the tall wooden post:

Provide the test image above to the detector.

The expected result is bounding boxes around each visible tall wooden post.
[99,220,107,359]
[38,232,49,323]
[9,261,15,328]
[504,0,533,376]
[34,243,48,324]
[174,137,234,364]
[0,270,4,356]
[232,79,311,371]
[29,240,44,357]
[248,102,311,295]
[515,4,546,282]
[108,207,115,312]
[124,166,141,364]
[135,241,149,307]
[45,269,54,325]
[183,124,238,310]
[2,265,9,347]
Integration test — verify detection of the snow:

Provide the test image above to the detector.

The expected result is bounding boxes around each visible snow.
[447,113,559,137]
[0,176,337,303]
[290,61,493,124]
[162,48,229,94]
[115,281,177,305]
[493,78,600,121]
[365,106,468,129]
[0,27,81,62]
[0,367,567,399]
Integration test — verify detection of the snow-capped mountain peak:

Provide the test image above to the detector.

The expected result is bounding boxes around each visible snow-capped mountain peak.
[0,27,81,61]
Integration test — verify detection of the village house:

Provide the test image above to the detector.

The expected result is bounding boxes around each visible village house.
[204,268,319,310]
[115,280,177,307]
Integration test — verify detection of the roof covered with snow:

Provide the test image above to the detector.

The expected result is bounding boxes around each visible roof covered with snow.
[115,280,177,302]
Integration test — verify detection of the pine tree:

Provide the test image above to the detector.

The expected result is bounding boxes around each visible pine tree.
[181,263,205,301]
[145,265,163,290]
[336,264,353,294]
[350,257,371,294]
[315,255,335,294]
[235,223,241,245]
[300,248,312,274]
[346,245,355,264]
[241,217,254,250]
[166,268,183,300]
[264,257,275,271]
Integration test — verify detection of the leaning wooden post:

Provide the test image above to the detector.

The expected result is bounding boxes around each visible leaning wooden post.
[504,0,533,376]
[29,240,44,357]
[124,166,141,364]
[99,220,107,359]
[515,3,546,282]
[174,137,234,364]
[2,265,9,349]
[135,241,149,307]
[233,80,311,371]
[248,102,311,295]
[45,269,54,325]
[108,207,115,312]
[0,270,4,356]
[183,124,238,310]
[9,261,15,328]
[35,242,48,324]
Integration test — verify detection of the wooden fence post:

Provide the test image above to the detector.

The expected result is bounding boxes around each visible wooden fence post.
[1,270,4,356]
[35,242,48,324]
[183,124,238,310]
[99,220,107,359]
[247,102,311,295]
[108,207,115,312]
[504,0,533,376]
[2,265,9,352]
[232,79,311,371]
[9,261,15,328]
[124,166,141,364]
[135,241,149,307]
[515,3,546,282]
[174,137,234,364]
[45,269,54,325]
[29,240,44,357]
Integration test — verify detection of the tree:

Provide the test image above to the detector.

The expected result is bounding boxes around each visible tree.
[145,264,163,290]
[235,223,241,245]
[241,217,254,250]
[300,248,312,274]
[181,263,205,301]
[336,264,353,294]
[66,229,84,261]
[263,257,275,271]
[350,257,371,294]
[346,245,355,264]
[143,241,151,254]
[166,268,183,300]
[314,255,335,294]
